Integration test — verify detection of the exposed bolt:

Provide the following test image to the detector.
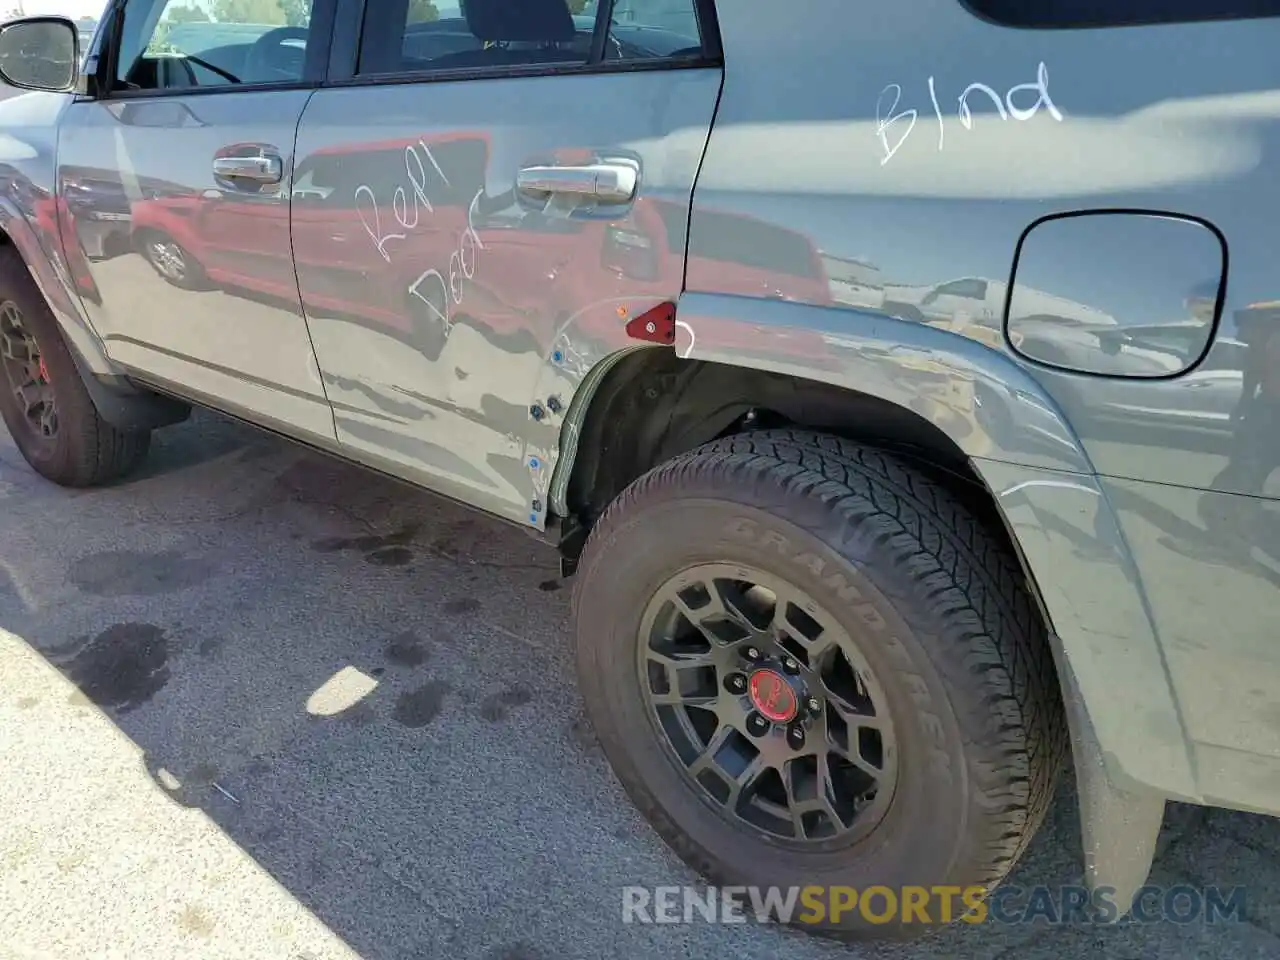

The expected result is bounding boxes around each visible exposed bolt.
[787,725,805,748]
[747,713,770,737]
[644,387,659,400]
[743,646,762,661]
[645,320,657,334]
[806,696,822,715]
[724,673,747,695]
[531,498,542,512]
[782,657,800,674]
[530,404,544,421]
[546,395,563,414]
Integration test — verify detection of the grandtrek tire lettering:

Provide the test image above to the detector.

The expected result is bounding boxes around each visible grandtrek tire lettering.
[572,429,1066,941]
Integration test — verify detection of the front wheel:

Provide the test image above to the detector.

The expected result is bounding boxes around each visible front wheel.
[0,250,151,486]
[572,429,1066,940]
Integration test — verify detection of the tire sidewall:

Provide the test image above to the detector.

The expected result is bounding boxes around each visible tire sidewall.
[0,261,80,476]
[575,481,981,927]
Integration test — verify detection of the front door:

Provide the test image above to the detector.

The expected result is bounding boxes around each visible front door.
[56,0,335,440]
[292,0,721,526]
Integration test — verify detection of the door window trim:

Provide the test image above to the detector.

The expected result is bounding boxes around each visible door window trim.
[332,0,722,88]
[84,0,339,102]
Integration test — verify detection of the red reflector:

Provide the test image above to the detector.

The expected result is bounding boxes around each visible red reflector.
[625,302,676,345]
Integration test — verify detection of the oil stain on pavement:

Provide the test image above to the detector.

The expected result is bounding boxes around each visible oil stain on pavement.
[58,623,170,713]
[393,680,451,728]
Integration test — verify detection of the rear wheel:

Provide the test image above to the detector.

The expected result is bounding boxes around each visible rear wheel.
[0,250,151,486]
[572,429,1066,940]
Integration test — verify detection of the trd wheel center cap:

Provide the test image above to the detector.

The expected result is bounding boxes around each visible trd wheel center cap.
[748,668,798,723]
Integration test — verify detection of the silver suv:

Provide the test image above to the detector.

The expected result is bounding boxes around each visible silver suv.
[0,0,1277,940]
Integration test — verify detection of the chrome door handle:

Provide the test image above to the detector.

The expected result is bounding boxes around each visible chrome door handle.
[213,154,283,184]
[517,161,638,203]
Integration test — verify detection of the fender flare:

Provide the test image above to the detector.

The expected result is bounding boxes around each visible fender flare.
[0,194,189,431]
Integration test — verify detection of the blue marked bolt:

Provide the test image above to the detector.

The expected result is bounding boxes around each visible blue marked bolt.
[552,350,564,364]
[529,456,541,469]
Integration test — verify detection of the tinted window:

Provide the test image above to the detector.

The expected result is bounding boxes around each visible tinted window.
[115,0,315,90]
[361,0,704,76]
[362,0,587,76]
[601,0,704,60]
[965,0,1280,28]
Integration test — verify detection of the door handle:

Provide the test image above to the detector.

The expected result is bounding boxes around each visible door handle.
[213,154,283,185]
[517,161,638,204]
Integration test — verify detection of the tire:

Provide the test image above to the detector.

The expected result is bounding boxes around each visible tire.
[572,428,1066,940]
[0,250,151,486]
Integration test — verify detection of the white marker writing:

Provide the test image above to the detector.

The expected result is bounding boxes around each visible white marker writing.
[356,184,405,263]
[927,75,944,151]
[879,62,1064,164]
[356,139,454,262]
[1005,61,1063,122]
[875,83,917,167]
[957,82,1007,129]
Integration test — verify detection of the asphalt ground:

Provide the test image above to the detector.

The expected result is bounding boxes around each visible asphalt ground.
[2,408,1280,960]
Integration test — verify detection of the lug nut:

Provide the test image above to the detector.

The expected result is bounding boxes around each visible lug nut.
[724,673,747,695]
[743,646,762,661]
[746,712,770,737]
[787,725,805,748]
[782,657,800,674]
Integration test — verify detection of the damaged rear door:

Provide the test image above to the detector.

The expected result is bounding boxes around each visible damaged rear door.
[291,0,723,527]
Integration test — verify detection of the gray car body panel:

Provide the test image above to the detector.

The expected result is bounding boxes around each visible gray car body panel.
[0,0,1275,915]
[56,89,336,441]
[290,68,720,527]
[678,0,1280,827]
[0,90,116,375]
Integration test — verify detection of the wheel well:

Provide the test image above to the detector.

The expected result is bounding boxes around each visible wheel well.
[561,351,1046,618]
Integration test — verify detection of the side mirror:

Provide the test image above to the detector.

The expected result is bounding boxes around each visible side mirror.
[0,17,79,93]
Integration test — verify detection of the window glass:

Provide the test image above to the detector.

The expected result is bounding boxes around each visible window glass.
[964,0,1280,29]
[377,0,588,76]
[115,0,315,91]
[364,0,704,76]
[604,0,703,60]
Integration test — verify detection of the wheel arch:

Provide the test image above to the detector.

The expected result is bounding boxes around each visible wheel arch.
[0,203,190,432]
[551,292,1192,916]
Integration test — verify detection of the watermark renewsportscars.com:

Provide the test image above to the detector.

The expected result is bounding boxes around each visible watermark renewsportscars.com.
[621,884,1249,926]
